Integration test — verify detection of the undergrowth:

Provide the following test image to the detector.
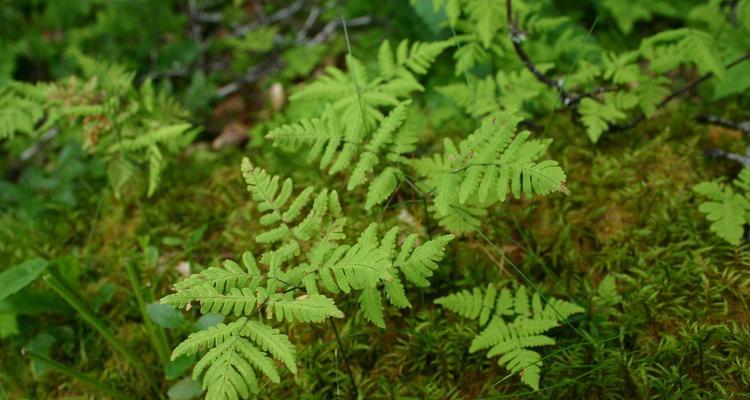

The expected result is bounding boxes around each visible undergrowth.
[2,1,750,399]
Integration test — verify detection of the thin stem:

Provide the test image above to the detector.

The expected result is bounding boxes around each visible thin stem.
[328,318,358,398]
[474,229,596,345]
[43,274,161,396]
[697,114,750,135]
[341,15,369,133]
[22,349,131,399]
[506,0,573,105]
[125,259,171,367]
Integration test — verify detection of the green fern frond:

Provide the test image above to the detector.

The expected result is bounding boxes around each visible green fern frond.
[416,112,567,232]
[395,234,454,287]
[437,284,583,390]
[579,92,638,143]
[465,0,504,48]
[640,28,725,79]
[265,294,343,323]
[164,158,454,396]
[0,82,48,140]
[693,167,750,245]
[365,167,401,210]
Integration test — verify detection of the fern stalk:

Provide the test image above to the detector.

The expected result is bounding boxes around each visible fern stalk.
[125,259,171,367]
[329,318,359,398]
[341,15,369,132]
[22,349,131,399]
[43,274,161,396]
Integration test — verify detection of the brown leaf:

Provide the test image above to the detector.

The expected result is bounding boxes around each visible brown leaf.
[212,121,250,149]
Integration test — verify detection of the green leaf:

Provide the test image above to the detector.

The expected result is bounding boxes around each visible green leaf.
[194,313,224,331]
[365,167,400,210]
[168,377,204,400]
[693,175,750,245]
[166,354,197,380]
[0,312,18,338]
[0,258,48,301]
[107,156,134,198]
[359,287,385,328]
[147,303,185,329]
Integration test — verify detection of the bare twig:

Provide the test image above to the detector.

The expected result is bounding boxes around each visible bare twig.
[216,55,284,98]
[297,6,322,42]
[232,0,305,37]
[187,0,206,69]
[309,16,372,46]
[697,114,750,135]
[216,13,373,98]
[195,11,222,24]
[19,127,58,161]
[506,0,572,103]
[705,148,750,166]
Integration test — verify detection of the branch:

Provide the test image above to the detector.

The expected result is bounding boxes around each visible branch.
[697,114,750,135]
[506,0,575,106]
[217,15,374,98]
[308,16,372,46]
[232,1,305,37]
[705,148,750,167]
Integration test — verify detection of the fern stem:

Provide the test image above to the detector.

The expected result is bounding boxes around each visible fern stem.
[22,349,131,399]
[125,259,171,367]
[328,318,359,398]
[341,15,369,133]
[43,273,161,397]
[473,230,597,346]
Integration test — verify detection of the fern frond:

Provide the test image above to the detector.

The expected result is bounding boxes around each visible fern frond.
[365,167,401,210]
[465,0,504,48]
[172,318,248,359]
[437,284,583,390]
[318,224,392,293]
[579,92,638,143]
[640,28,725,78]
[195,338,261,399]
[241,319,297,374]
[435,287,485,320]
[395,234,454,287]
[0,83,48,140]
[693,168,750,245]
[417,112,567,232]
[265,294,343,323]
[359,287,386,328]
[394,39,452,76]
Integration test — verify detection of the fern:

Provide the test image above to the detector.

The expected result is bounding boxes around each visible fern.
[0,82,49,140]
[693,167,750,245]
[640,28,725,79]
[1,54,193,197]
[163,159,453,398]
[425,0,744,143]
[465,0,504,48]
[414,112,567,233]
[436,284,584,390]
[578,92,638,143]
[599,0,679,34]
[268,39,449,209]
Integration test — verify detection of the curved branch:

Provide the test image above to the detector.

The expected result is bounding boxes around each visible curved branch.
[697,114,750,135]
[505,0,574,106]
